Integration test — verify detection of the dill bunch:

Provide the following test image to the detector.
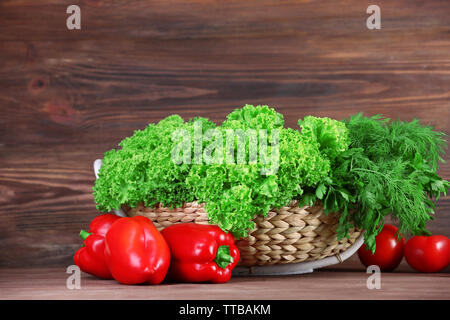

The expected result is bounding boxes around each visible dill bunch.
[305,113,450,251]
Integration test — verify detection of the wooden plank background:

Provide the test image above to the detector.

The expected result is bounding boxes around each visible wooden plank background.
[0,0,449,270]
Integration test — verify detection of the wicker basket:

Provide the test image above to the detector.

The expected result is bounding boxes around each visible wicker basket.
[123,201,362,267]
[94,159,364,274]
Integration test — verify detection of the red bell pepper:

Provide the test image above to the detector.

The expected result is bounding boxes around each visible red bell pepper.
[74,213,120,279]
[161,223,240,283]
[104,215,171,285]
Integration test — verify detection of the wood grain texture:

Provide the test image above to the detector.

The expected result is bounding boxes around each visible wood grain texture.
[0,0,449,269]
[0,268,449,300]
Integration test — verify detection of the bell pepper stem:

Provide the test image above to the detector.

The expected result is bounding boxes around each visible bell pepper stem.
[214,245,234,269]
[80,230,92,241]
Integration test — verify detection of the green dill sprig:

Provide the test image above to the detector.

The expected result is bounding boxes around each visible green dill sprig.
[304,113,449,252]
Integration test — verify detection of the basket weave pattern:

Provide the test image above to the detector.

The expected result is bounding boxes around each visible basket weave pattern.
[123,200,361,266]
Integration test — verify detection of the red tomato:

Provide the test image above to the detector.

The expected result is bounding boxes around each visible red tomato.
[404,235,450,273]
[358,224,405,271]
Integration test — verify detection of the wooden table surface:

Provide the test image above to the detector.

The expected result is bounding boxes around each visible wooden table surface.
[0,268,448,300]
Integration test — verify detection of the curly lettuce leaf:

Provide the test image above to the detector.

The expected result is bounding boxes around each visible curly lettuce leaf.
[93,115,216,212]
[186,106,332,237]
[298,115,349,162]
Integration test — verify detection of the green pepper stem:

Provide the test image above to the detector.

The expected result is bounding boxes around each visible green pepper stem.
[214,245,234,269]
[79,230,92,240]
